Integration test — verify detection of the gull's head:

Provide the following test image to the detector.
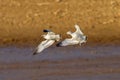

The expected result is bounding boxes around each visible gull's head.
[43,29,51,32]
[82,36,87,43]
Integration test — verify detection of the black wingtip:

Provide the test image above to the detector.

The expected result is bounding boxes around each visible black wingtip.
[43,29,51,32]
[56,42,62,47]
[33,51,37,55]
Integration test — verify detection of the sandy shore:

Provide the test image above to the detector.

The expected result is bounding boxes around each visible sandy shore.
[0,0,120,46]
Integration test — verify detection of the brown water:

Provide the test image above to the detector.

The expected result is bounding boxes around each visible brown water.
[0,45,120,80]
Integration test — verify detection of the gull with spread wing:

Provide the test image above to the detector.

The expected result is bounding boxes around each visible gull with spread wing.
[33,29,60,55]
[56,24,87,47]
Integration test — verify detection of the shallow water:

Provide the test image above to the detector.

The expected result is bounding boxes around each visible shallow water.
[0,45,120,80]
[0,45,120,62]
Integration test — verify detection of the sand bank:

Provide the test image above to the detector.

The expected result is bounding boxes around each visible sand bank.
[0,0,120,46]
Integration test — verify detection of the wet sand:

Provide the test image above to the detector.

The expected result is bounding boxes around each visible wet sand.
[0,45,120,80]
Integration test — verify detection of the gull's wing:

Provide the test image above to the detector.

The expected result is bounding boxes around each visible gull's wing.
[56,39,79,47]
[33,40,48,55]
[75,24,84,35]
[43,40,55,48]
[33,40,55,55]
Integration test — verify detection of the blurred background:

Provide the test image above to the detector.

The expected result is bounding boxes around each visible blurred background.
[0,0,120,46]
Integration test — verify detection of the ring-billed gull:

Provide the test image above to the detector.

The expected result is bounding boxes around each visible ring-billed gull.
[56,24,87,47]
[33,29,60,55]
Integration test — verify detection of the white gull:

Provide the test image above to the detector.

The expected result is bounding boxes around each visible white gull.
[56,24,87,47]
[33,29,60,55]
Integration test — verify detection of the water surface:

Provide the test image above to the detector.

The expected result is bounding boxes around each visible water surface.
[0,45,120,80]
